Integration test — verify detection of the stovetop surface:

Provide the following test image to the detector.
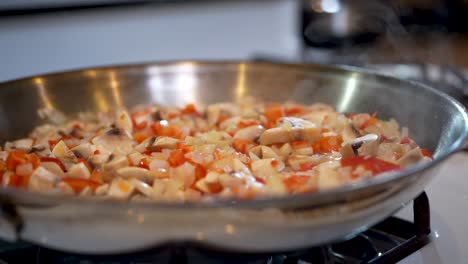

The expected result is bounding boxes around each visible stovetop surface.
[395,152,468,264]
[0,215,428,264]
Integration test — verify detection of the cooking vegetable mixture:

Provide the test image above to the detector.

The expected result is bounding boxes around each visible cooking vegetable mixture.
[0,98,432,202]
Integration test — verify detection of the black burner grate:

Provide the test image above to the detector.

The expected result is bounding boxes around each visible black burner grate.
[0,192,431,264]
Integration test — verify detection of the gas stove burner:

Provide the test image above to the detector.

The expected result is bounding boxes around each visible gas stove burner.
[0,193,431,264]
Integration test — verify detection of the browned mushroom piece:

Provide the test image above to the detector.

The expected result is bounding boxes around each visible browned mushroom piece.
[146,136,179,151]
[259,117,321,145]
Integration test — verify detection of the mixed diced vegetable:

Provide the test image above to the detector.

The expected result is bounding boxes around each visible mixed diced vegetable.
[0,98,432,202]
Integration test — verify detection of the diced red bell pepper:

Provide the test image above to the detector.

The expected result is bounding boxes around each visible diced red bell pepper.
[62,177,102,193]
[421,148,433,158]
[312,136,343,154]
[341,156,401,175]
[168,149,187,167]
[233,139,256,154]
[283,175,310,192]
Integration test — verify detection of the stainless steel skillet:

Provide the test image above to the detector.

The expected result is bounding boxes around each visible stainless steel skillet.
[0,61,465,254]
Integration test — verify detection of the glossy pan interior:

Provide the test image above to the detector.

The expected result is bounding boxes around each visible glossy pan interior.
[0,61,465,254]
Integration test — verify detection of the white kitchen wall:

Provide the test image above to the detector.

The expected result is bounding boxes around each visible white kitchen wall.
[0,0,300,82]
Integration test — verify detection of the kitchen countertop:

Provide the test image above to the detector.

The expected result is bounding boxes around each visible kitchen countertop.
[397,152,468,264]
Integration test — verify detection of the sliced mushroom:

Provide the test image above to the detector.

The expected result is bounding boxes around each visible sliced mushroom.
[342,124,360,143]
[278,143,293,160]
[92,128,134,155]
[30,144,51,156]
[377,143,412,163]
[358,138,380,157]
[316,161,342,190]
[219,116,241,130]
[116,166,152,183]
[249,146,280,160]
[396,148,426,167]
[259,117,321,145]
[287,154,340,171]
[171,162,196,189]
[301,111,330,125]
[115,109,133,133]
[52,140,77,162]
[219,172,245,188]
[341,133,379,158]
[134,136,155,152]
[293,146,314,156]
[251,158,285,179]
[195,171,221,193]
[146,136,179,151]
[65,163,91,179]
[130,178,153,197]
[351,134,379,155]
[5,138,34,152]
[233,125,265,142]
[102,156,129,180]
[127,152,144,167]
[88,154,111,169]
[264,175,287,195]
[232,158,250,173]
[71,143,94,159]
[29,167,60,192]
[108,178,135,199]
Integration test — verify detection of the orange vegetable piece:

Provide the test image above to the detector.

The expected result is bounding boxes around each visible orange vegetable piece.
[48,140,58,150]
[271,159,279,168]
[421,148,433,158]
[233,139,256,154]
[291,141,310,149]
[237,120,259,129]
[7,150,40,171]
[176,142,193,153]
[341,156,401,175]
[217,113,228,125]
[264,106,284,124]
[8,174,29,188]
[359,112,378,129]
[90,169,103,183]
[138,158,150,170]
[131,110,151,130]
[312,136,343,154]
[168,149,186,167]
[194,164,207,181]
[181,103,201,117]
[62,177,102,193]
[255,177,266,184]
[6,150,27,171]
[151,122,182,139]
[284,105,305,116]
[283,175,310,192]
[206,182,223,194]
[133,131,151,143]
[299,162,316,171]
